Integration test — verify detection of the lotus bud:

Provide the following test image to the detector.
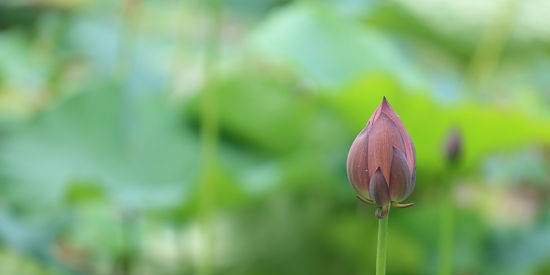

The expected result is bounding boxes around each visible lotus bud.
[347,97,416,219]
[444,127,462,165]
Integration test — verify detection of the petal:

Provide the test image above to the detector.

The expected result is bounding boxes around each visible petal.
[389,146,413,202]
[346,127,371,200]
[367,112,406,183]
[367,98,385,125]
[368,168,390,207]
[379,97,416,180]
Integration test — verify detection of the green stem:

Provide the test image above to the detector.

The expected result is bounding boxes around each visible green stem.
[115,0,139,83]
[466,0,519,94]
[438,182,454,275]
[198,1,223,275]
[376,213,389,275]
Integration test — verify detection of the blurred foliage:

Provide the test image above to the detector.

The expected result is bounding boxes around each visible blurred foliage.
[1,0,550,274]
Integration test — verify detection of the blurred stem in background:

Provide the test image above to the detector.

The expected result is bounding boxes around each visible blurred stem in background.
[115,0,139,83]
[438,174,454,275]
[376,212,389,275]
[41,10,71,100]
[439,128,463,275]
[117,0,140,158]
[114,1,141,273]
[466,0,519,95]
[198,0,223,274]
[119,211,140,275]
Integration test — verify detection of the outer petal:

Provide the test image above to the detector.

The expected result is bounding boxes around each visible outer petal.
[346,126,371,200]
[379,97,416,183]
[367,112,406,184]
[389,146,412,202]
[368,168,390,207]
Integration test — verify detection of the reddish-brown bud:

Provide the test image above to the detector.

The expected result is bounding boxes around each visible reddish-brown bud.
[347,97,416,219]
[444,127,462,165]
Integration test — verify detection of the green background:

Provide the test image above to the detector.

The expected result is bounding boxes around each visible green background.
[1,0,550,274]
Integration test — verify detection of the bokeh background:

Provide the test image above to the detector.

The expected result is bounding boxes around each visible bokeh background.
[1,0,550,274]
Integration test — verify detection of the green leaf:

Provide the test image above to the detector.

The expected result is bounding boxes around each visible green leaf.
[250,2,420,88]
[1,82,199,211]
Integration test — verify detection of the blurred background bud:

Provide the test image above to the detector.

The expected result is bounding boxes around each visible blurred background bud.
[444,127,463,165]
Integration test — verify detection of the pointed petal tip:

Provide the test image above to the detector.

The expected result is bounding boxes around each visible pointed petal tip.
[379,96,397,115]
[369,167,390,207]
[391,145,399,153]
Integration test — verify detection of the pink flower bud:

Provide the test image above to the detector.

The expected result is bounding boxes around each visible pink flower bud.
[347,97,416,219]
[444,127,462,165]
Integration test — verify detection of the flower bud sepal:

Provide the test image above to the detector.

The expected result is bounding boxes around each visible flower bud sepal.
[392,202,414,208]
[356,196,414,219]
[375,205,390,219]
[356,196,414,207]
[356,195,374,205]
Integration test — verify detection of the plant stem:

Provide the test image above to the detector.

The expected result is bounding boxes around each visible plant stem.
[438,182,454,275]
[466,0,519,94]
[376,212,389,275]
[115,0,139,83]
[198,1,223,275]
